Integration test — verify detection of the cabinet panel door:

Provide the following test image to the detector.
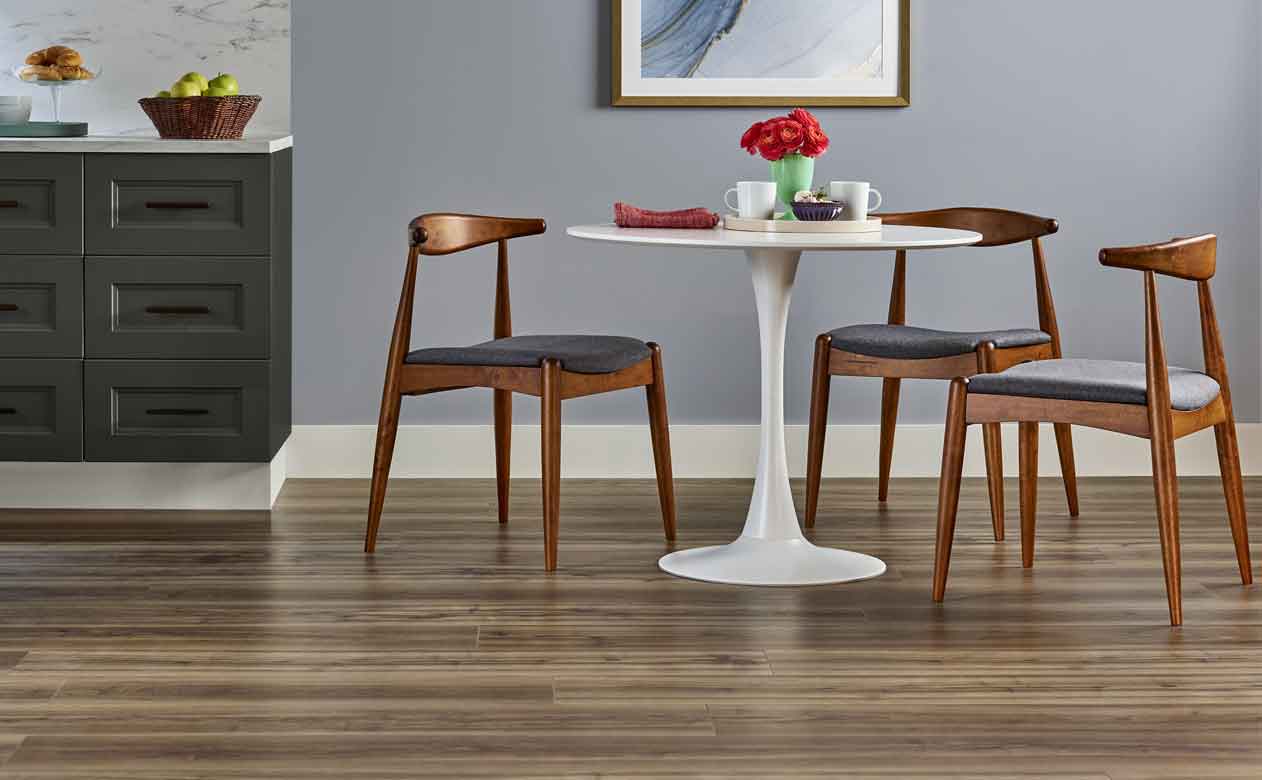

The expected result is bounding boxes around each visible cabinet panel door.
[0,154,83,255]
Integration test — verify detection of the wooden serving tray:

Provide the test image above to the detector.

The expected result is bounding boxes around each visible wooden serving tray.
[725,215,882,233]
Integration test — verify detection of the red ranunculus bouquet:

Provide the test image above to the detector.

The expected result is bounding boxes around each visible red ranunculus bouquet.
[740,108,830,161]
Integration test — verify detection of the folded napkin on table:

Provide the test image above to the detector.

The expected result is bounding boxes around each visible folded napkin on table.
[614,202,719,229]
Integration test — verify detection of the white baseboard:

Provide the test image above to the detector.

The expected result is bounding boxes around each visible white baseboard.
[0,441,289,510]
[287,423,1262,479]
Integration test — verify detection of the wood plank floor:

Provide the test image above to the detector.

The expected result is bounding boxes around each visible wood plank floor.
[0,476,1258,778]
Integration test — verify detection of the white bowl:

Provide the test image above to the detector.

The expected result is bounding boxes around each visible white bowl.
[0,96,32,123]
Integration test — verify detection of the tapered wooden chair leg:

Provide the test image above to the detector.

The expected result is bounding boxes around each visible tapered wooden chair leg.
[365,388,402,553]
[878,377,901,503]
[1018,422,1039,568]
[981,423,1005,541]
[540,359,562,572]
[493,390,512,524]
[804,334,832,528]
[1150,427,1183,626]
[933,379,969,602]
[1053,423,1080,516]
[1214,421,1253,585]
[645,344,677,541]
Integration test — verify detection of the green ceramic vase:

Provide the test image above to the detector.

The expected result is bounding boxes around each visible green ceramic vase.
[770,153,815,220]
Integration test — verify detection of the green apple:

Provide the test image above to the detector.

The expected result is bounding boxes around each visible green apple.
[154,89,172,98]
[207,73,239,95]
[169,80,201,98]
[178,71,209,91]
[203,86,231,97]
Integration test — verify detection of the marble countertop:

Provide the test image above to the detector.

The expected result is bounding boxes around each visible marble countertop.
[0,133,293,153]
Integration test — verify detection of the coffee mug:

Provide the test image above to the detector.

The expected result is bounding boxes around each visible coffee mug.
[829,181,883,221]
[724,181,777,220]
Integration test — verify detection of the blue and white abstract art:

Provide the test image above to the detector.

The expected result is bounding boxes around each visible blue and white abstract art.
[615,0,908,107]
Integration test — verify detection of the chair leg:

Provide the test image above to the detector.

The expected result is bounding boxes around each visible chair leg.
[1018,422,1039,568]
[932,379,968,602]
[981,423,1005,541]
[878,378,901,503]
[1053,423,1080,517]
[1150,425,1183,626]
[804,334,832,529]
[1214,421,1253,585]
[493,390,512,524]
[540,359,562,572]
[365,386,402,553]
[645,344,677,541]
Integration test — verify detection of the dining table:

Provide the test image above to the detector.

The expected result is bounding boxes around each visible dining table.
[567,222,984,586]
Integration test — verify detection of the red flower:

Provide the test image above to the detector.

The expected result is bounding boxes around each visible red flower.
[772,118,802,150]
[789,108,820,130]
[801,125,830,157]
[739,120,764,155]
[755,122,786,161]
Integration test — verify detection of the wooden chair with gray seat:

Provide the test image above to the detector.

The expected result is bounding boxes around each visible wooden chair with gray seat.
[932,234,1252,625]
[804,208,1080,539]
[364,213,677,570]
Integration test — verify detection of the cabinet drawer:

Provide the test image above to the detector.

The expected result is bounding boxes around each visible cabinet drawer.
[85,257,269,358]
[0,154,83,255]
[84,361,271,462]
[0,257,84,357]
[84,155,270,255]
[0,359,83,461]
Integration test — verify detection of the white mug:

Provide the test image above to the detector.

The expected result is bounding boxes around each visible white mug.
[724,181,777,220]
[829,181,883,221]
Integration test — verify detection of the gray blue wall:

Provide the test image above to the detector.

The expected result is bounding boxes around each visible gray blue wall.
[292,0,1261,425]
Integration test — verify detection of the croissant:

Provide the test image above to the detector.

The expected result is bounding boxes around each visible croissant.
[19,65,61,81]
[55,50,82,68]
[57,65,90,80]
[25,49,46,65]
[43,45,71,61]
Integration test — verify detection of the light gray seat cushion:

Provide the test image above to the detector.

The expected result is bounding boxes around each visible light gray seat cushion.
[406,334,651,374]
[829,324,1051,359]
[968,359,1220,411]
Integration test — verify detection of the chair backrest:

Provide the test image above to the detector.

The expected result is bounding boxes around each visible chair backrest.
[877,207,1058,247]
[408,213,546,255]
[1098,234,1216,281]
[1097,234,1228,417]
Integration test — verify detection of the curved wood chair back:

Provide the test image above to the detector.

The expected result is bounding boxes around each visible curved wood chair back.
[878,207,1058,248]
[1099,234,1216,281]
[408,213,547,255]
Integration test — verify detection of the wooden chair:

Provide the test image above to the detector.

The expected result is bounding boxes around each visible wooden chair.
[805,208,1080,538]
[364,213,677,570]
[932,234,1252,625]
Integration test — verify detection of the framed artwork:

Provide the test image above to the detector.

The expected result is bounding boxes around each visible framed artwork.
[612,0,910,107]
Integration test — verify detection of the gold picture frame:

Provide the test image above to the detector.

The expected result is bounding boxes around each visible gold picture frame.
[613,0,910,107]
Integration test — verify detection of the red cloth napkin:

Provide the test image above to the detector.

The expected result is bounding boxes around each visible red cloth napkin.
[614,202,719,229]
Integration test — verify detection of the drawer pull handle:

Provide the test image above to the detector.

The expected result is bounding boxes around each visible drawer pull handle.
[0,408,15,415]
[146,408,211,416]
[0,200,18,209]
[145,201,211,210]
[145,305,211,315]
[0,303,17,312]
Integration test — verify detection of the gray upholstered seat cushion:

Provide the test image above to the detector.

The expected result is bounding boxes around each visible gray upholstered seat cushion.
[828,324,1051,359]
[406,334,651,374]
[968,359,1220,411]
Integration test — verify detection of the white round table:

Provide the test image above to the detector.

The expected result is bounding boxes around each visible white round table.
[566,223,983,586]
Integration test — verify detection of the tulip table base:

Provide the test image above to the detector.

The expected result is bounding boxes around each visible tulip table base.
[565,223,983,587]
[658,248,887,586]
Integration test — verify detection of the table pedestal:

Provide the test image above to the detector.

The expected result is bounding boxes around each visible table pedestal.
[658,248,887,586]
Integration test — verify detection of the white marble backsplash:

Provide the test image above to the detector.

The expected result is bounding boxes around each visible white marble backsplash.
[0,0,289,134]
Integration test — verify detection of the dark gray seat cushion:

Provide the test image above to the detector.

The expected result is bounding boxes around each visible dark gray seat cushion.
[829,324,1051,359]
[968,359,1220,411]
[406,334,651,374]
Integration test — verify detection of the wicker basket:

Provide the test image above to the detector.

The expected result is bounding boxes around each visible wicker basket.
[138,95,262,140]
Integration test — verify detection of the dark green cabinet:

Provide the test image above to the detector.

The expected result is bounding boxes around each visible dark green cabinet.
[0,256,83,357]
[0,148,291,463]
[0,154,83,255]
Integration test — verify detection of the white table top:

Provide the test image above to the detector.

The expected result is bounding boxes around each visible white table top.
[0,133,293,154]
[566,223,982,251]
